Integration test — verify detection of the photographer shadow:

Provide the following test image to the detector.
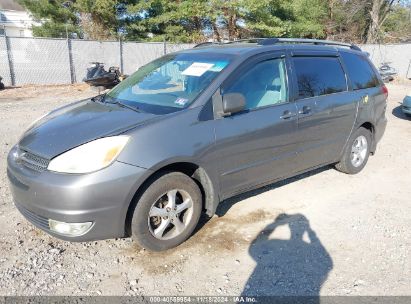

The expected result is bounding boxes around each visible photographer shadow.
[242,213,333,303]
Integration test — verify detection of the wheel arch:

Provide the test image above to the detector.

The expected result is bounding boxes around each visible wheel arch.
[124,161,218,236]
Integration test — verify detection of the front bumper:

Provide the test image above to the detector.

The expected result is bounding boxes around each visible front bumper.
[7,146,149,242]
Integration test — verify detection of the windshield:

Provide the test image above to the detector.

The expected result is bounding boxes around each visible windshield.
[107,53,232,114]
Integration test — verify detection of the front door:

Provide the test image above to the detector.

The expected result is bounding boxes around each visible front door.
[214,54,300,198]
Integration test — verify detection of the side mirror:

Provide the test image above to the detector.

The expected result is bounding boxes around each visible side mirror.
[222,93,246,116]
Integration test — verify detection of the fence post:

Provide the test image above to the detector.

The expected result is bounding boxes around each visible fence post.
[4,34,16,86]
[163,37,167,55]
[119,37,124,74]
[67,38,76,84]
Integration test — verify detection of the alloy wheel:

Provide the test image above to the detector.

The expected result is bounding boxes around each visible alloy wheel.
[350,135,368,167]
[147,189,194,240]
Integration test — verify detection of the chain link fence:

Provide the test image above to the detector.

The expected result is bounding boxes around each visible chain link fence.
[0,36,11,86]
[360,44,411,79]
[0,36,194,86]
[0,36,410,87]
[70,40,120,83]
[10,37,71,85]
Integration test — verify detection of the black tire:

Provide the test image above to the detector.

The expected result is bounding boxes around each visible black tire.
[0,82,5,90]
[335,127,372,174]
[405,113,411,118]
[131,172,202,251]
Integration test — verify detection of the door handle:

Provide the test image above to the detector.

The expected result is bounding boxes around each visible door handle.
[280,111,297,119]
[298,106,312,115]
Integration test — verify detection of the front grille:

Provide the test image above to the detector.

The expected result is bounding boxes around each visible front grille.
[15,203,50,231]
[19,150,49,172]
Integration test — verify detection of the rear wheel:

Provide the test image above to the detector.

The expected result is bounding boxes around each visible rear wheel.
[335,127,371,174]
[131,172,202,251]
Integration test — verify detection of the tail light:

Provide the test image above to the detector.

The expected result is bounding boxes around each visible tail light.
[381,85,388,99]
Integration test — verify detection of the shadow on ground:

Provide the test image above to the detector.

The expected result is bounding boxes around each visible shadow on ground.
[392,105,411,121]
[241,213,333,301]
[193,166,332,237]
[215,165,332,217]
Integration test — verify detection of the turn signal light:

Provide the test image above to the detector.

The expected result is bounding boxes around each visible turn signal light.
[381,85,388,99]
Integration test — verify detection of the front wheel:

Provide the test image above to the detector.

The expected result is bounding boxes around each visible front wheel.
[335,127,372,174]
[131,172,202,251]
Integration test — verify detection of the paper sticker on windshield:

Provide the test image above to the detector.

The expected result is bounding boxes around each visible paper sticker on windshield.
[175,97,189,106]
[182,62,214,77]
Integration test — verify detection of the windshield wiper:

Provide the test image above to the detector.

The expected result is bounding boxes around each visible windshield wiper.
[115,101,143,113]
[103,95,143,113]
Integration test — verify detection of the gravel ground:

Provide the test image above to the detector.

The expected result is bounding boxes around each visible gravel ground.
[0,83,410,296]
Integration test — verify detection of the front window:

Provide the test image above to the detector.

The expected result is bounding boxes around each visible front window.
[107,53,232,114]
[224,58,288,110]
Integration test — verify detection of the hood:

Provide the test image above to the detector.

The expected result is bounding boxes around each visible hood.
[18,99,157,159]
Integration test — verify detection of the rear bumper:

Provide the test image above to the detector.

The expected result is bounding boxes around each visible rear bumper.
[7,146,149,242]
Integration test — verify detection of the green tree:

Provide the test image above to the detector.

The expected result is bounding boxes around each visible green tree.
[242,0,327,38]
[382,3,411,41]
[75,0,120,39]
[19,0,411,43]
[127,0,211,42]
[18,0,81,38]
[209,0,243,40]
[18,0,139,40]
[289,0,327,38]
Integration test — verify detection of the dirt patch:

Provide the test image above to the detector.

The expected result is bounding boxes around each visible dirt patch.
[0,83,92,100]
[120,209,277,275]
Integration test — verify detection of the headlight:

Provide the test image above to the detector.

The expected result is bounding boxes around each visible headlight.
[48,136,129,173]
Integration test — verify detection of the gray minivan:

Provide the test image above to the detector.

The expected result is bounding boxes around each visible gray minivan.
[7,38,387,251]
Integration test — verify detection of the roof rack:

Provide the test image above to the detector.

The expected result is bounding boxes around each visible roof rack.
[193,38,361,51]
[193,42,221,48]
[225,38,263,44]
[257,38,362,51]
[193,39,264,48]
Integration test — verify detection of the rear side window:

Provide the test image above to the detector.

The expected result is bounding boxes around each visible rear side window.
[293,57,347,99]
[340,52,380,90]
